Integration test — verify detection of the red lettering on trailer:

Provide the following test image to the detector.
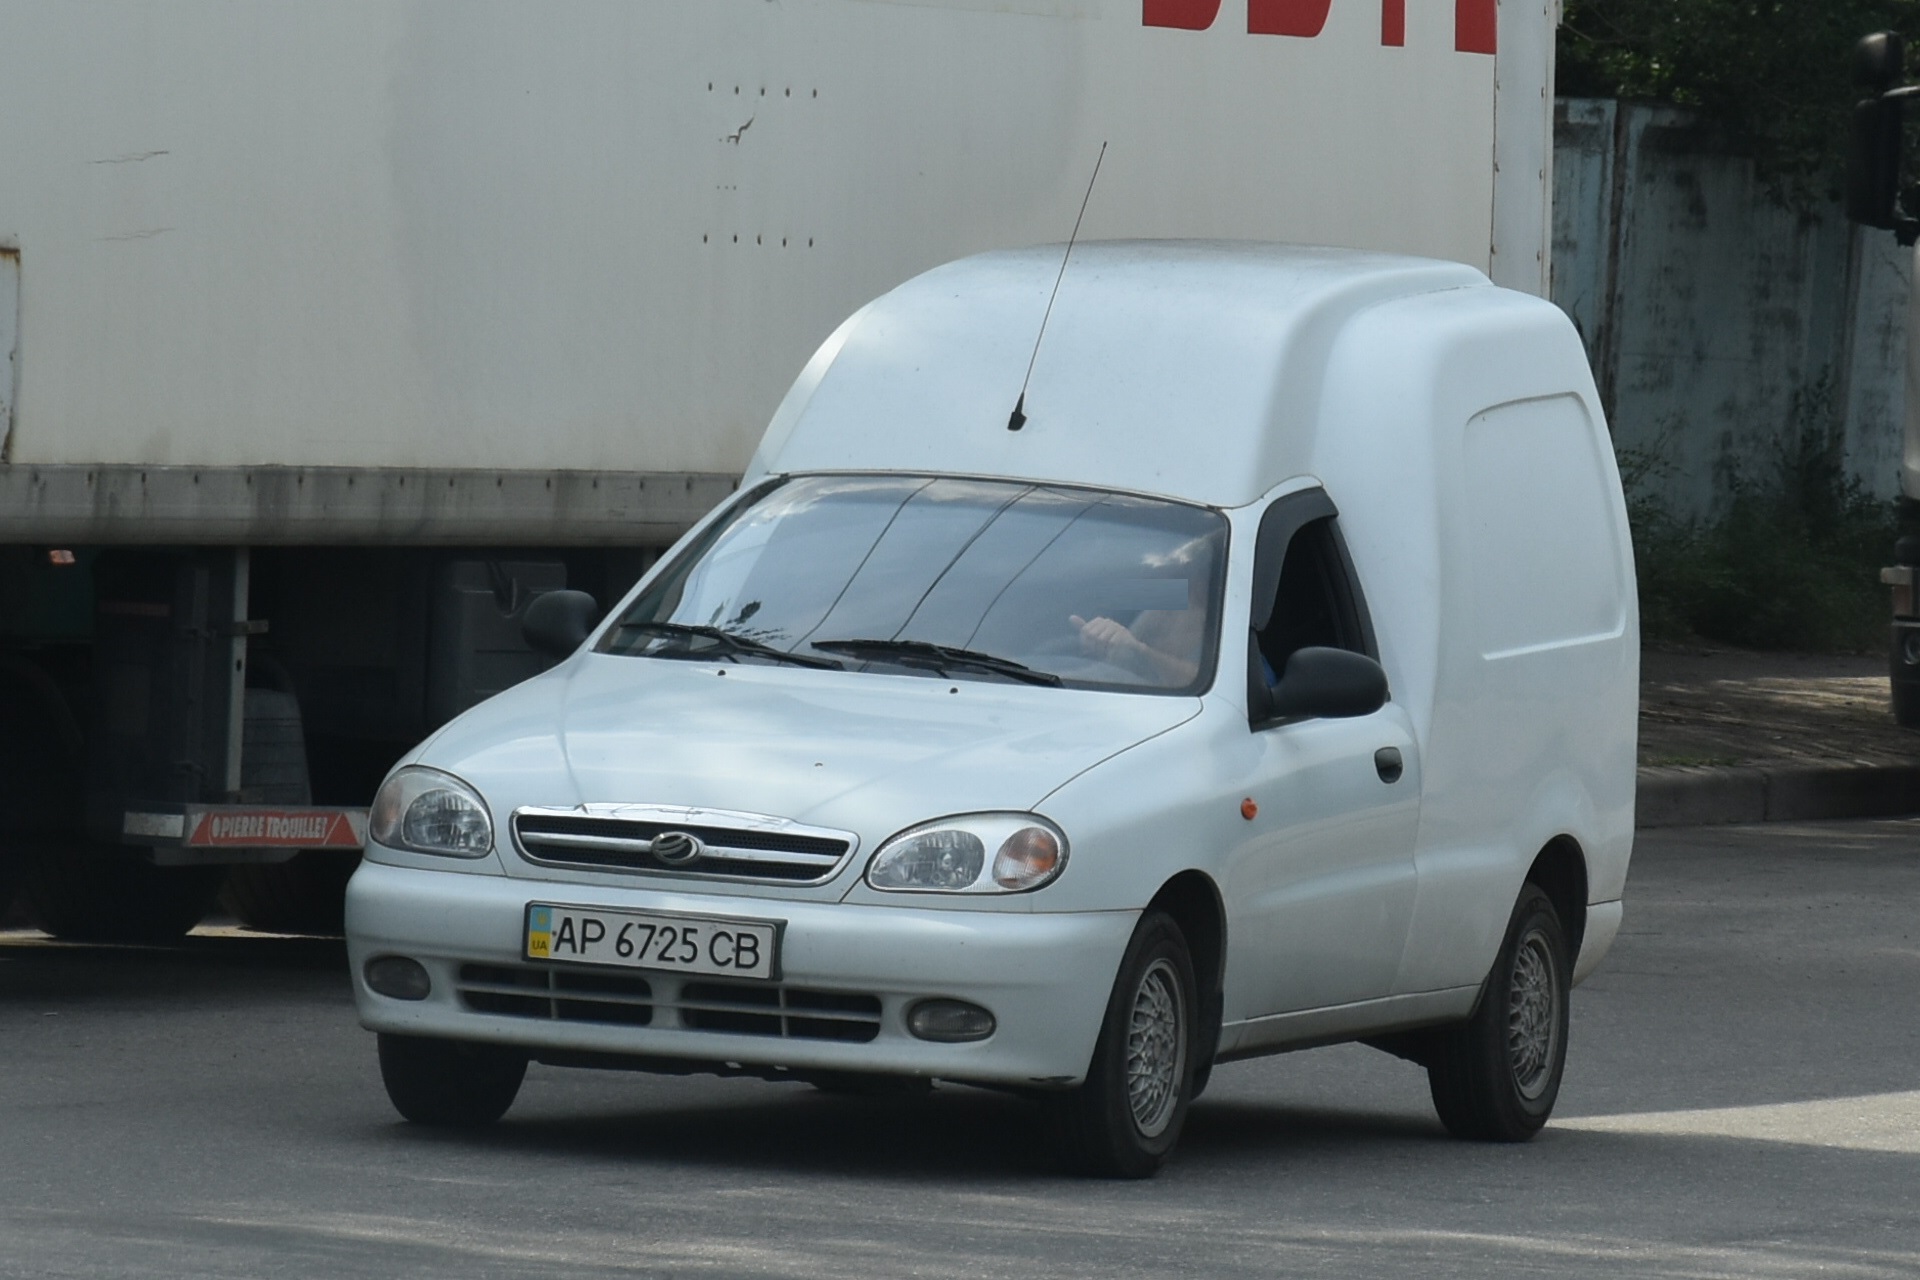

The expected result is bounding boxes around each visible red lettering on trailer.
[1143,0,1220,29]
[1247,0,1330,38]
[1454,0,1495,53]
[1144,0,1494,52]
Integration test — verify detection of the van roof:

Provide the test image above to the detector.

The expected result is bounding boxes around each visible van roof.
[750,241,1490,509]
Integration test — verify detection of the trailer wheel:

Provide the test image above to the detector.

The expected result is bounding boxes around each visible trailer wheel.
[377,1033,527,1127]
[1425,884,1569,1142]
[1044,910,1197,1178]
[221,855,355,935]
[19,844,224,943]
[0,654,85,928]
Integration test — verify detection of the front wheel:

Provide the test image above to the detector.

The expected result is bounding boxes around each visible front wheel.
[1045,910,1197,1178]
[1426,884,1570,1141]
[377,1033,528,1127]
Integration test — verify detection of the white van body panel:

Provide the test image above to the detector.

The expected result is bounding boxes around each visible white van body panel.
[1308,285,1637,990]
[747,242,1485,508]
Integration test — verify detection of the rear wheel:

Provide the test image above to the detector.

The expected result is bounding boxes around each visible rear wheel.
[1045,910,1197,1178]
[20,844,224,943]
[0,654,83,931]
[222,854,355,934]
[377,1033,528,1127]
[1426,884,1569,1141]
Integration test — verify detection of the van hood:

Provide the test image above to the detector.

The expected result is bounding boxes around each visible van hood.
[414,652,1201,842]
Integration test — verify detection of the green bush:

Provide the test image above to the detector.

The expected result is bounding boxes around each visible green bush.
[1559,0,1920,202]
[1625,413,1899,652]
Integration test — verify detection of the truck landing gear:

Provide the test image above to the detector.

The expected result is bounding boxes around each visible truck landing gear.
[217,686,355,935]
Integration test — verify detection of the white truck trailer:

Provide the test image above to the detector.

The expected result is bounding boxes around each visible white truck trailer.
[0,0,1559,938]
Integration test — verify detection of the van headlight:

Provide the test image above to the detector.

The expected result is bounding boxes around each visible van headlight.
[368,766,495,857]
[866,814,1068,893]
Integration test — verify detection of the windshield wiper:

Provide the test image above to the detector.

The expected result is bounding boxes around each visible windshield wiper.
[811,638,1063,687]
[614,621,844,670]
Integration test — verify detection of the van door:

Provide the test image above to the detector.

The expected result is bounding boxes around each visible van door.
[1221,489,1422,1018]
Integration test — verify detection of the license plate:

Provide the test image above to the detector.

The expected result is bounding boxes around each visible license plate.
[524,903,782,981]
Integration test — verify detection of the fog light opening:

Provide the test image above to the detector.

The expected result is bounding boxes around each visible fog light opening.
[907,998,996,1043]
[365,955,432,1001]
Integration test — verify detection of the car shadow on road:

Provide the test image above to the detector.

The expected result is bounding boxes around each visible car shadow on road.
[375,1078,1456,1181]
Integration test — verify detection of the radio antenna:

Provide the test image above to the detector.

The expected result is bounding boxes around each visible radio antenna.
[1008,140,1107,432]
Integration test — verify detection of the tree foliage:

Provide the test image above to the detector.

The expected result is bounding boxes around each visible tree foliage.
[1558,0,1920,196]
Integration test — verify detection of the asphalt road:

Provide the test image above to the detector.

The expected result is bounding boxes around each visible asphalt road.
[3,819,1918,1279]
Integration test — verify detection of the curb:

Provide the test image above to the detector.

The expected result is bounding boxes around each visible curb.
[1636,764,1920,829]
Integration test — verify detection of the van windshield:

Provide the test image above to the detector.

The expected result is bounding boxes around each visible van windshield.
[600,475,1228,695]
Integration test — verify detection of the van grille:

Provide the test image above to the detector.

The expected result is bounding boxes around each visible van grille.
[455,963,881,1043]
[511,805,856,884]
[678,981,882,1042]
[457,963,654,1026]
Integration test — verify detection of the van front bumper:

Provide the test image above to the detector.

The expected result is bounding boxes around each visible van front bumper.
[344,859,1137,1087]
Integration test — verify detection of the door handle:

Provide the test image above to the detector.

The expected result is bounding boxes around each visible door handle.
[1374,747,1404,784]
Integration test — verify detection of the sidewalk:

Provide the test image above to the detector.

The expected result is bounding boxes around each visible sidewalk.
[1637,646,1920,827]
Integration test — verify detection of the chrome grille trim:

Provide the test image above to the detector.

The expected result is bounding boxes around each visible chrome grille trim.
[511,804,858,885]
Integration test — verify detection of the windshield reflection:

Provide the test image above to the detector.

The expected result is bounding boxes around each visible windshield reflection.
[600,475,1228,694]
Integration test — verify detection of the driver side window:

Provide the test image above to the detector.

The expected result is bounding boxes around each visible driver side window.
[1256,517,1371,679]
[1248,491,1378,696]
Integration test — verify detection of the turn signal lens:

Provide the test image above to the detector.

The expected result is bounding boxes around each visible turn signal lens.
[992,826,1061,890]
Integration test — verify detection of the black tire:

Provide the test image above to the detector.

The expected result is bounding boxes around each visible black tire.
[1045,910,1198,1178]
[0,857,17,927]
[1189,1057,1215,1101]
[222,854,355,934]
[0,654,84,932]
[377,1033,528,1127]
[1426,884,1570,1142]
[20,844,225,943]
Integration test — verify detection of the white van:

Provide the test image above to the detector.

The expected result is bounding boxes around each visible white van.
[345,242,1638,1177]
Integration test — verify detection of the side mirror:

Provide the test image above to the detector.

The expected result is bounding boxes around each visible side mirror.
[522,589,602,660]
[1263,647,1389,724]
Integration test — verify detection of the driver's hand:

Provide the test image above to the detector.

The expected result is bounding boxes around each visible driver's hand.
[1071,615,1138,665]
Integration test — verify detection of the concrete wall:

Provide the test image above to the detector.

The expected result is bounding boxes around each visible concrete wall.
[1552,98,1910,517]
